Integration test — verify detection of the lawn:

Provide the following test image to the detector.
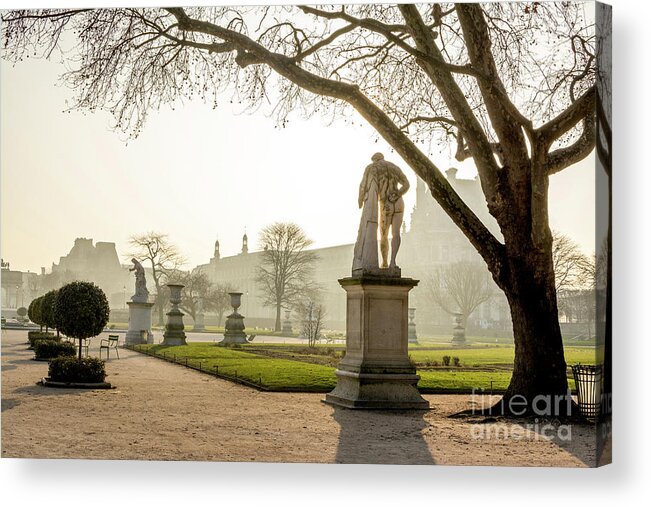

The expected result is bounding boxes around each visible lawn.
[133,341,586,393]
[136,343,336,391]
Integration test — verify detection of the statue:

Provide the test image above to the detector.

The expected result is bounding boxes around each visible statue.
[129,258,149,302]
[352,152,410,275]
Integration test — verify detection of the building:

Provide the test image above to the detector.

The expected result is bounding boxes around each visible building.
[1,259,39,314]
[199,169,511,334]
[49,238,131,308]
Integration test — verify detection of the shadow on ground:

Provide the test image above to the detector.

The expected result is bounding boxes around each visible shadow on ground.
[332,407,435,464]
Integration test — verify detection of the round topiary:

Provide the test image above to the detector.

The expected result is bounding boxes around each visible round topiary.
[28,296,44,331]
[54,281,110,359]
[17,306,27,318]
[40,290,59,333]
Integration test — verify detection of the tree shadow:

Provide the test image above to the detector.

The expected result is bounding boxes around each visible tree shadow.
[519,418,600,467]
[331,406,436,465]
[1,398,21,412]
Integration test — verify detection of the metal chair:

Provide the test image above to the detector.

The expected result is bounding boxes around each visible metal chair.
[99,334,120,360]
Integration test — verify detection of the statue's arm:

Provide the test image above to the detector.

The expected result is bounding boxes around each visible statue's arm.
[395,164,410,196]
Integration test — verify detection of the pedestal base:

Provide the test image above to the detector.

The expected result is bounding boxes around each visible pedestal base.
[325,369,429,410]
[161,309,187,346]
[125,301,154,346]
[324,275,429,410]
[218,333,248,346]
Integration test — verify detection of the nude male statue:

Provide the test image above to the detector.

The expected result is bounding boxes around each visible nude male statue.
[352,152,410,273]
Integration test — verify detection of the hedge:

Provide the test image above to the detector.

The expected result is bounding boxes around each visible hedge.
[48,356,106,383]
[34,340,76,360]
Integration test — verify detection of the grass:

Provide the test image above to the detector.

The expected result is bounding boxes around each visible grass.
[132,341,586,394]
[135,343,336,391]
[407,345,598,367]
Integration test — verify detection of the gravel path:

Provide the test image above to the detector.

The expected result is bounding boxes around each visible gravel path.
[1,329,597,466]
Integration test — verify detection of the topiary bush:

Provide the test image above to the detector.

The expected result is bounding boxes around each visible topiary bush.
[17,306,28,322]
[48,356,106,383]
[28,296,44,331]
[54,281,110,359]
[40,290,60,335]
[34,339,76,360]
[442,355,451,366]
[28,331,57,348]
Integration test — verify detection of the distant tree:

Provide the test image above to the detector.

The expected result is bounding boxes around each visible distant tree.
[294,294,326,348]
[205,282,236,327]
[167,268,212,323]
[256,223,318,332]
[128,232,185,326]
[552,232,595,328]
[552,231,592,294]
[54,281,110,359]
[425,261,495,330]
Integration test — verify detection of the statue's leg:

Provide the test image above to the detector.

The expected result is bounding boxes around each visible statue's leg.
[390,210,404,268]
[379,207,390,268]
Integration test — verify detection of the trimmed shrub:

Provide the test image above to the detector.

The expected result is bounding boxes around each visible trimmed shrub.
[54,281,110,359]
[452,356,461,367]
[28,297,44,331]
[442,355,451,366]
[48,356,106,383]
[34,340,76,360]
[28,331,57,348]
[40,290,59,333]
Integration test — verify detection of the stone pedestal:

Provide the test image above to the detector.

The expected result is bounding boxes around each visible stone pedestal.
[281,310,293,334]
[125,301,154,345]
[161,284,187,346]
[325,276,429,410]
[218,292,248,345]
[408,307,418,344]
[451,312,466,346]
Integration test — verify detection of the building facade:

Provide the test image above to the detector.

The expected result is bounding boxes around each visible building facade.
[199,169,511,334]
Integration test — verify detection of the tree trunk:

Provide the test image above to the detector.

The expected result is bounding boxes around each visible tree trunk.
[495,251,571,416]
[274,304,281,332]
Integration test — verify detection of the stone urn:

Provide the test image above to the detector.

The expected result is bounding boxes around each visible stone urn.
[451,312,466,346]
[408,307,418,344]
[218,292,248,345]
[161,283,187,346]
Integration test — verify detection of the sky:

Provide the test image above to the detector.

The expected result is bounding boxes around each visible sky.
[0,15,596,274]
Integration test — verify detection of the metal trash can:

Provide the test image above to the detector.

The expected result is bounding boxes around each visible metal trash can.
[571,364,603,419]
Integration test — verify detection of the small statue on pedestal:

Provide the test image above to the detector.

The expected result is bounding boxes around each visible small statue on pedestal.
[129,258,149,302]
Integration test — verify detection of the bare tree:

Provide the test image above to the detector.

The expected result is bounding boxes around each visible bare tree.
[255,222,318,331]
[552,231,593,294]
[167,268,212,323]
[1,4,608,412]
[425,261,495,330]
[205,282,235,327]
[295,296,327,348]
[128,232,185,325]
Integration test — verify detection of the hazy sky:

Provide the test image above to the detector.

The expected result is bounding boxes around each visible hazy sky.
[0,24,595,274]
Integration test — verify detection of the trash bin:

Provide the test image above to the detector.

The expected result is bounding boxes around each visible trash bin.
[571,364,603,419]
